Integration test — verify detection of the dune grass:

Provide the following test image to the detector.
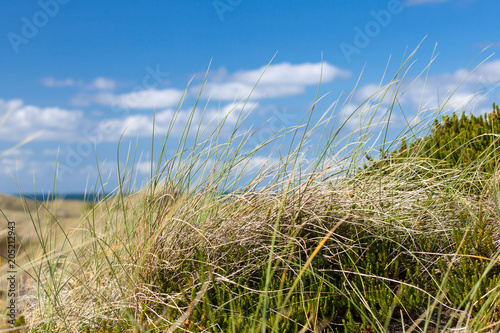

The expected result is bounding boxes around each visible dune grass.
[2,49,500,332]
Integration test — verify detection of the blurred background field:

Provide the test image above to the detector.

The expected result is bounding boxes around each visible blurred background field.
[0,193,84,258]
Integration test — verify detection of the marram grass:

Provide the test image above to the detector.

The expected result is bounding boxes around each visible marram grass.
[2,51,500,332]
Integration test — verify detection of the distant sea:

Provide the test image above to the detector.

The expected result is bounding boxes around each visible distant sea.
[12,193,108,202]
[12,190,257,202]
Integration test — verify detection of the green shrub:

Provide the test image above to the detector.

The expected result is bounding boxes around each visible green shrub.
[394,102,500,175]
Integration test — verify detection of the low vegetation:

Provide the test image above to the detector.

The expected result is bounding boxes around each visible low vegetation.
[2,53,500,332]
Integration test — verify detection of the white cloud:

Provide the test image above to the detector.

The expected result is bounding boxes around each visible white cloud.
[334,59,500,141]
[234,62,351,85]
[88,77,116,90]
[0,99,84,141]
[399,62,500,112]
[0,150,59,179]
[196,62,351,101]
[97,102,256,140]
[41,77,76,87]
[199,82,306,101]
[70,62,350,109]
[404,0,450,6]
[69,93,93,107]
[355,60,500,118]
[355,83,388,101]
[41,76,116,90]
[94,88,185,109]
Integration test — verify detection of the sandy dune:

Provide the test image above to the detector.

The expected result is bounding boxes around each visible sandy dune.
[0,194,85,261]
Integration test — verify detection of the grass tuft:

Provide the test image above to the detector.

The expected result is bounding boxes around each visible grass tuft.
[2,49,500,332]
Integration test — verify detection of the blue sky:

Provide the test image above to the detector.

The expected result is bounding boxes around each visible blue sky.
[1,0,499,195]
